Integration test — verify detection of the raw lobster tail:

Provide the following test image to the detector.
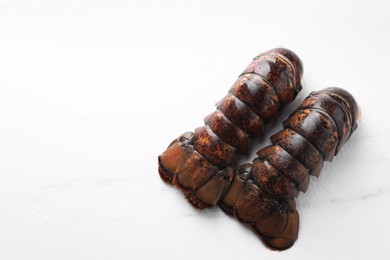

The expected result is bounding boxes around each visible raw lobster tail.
[158,48,303,209]
[219,87,359,250]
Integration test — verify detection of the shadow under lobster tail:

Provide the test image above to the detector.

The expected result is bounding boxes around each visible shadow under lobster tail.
[219,87,359,250]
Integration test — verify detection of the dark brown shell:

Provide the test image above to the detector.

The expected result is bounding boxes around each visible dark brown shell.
[158,48,303,209]
[219,87,359,250]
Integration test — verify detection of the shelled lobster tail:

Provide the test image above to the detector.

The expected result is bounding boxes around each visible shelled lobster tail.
[158,48,303,209]
[219,87,359,250]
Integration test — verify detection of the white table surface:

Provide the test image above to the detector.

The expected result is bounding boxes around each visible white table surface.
[1,0,389,259]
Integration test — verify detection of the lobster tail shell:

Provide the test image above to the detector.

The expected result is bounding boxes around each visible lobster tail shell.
[220,87,359,250]
[158,48,303,208]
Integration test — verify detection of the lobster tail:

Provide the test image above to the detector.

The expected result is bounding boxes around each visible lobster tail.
[158,48,303,208]
[220,87,359,250]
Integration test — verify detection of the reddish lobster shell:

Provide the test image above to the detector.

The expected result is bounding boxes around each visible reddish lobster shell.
[219,87,359,250]
[158,48,303,209]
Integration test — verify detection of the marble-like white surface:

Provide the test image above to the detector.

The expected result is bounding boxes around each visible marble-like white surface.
[0,0,389,259]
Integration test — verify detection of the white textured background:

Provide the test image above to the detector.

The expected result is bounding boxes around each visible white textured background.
[1,0,389,259]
